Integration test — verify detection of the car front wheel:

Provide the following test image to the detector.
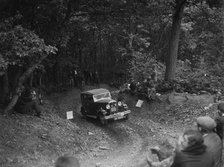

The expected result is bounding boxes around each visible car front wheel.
[124,114,129,120]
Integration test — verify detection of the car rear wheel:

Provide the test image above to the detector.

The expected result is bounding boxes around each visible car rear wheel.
[99,115,107,125]
[81,107,87,118]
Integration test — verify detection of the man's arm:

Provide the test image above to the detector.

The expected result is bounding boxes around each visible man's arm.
[147,152,175,167]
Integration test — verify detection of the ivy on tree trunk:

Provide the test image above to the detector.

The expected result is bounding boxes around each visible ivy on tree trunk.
[4,55,48,114]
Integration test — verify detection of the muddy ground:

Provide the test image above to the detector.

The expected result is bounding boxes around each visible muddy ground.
[0,84,219,167]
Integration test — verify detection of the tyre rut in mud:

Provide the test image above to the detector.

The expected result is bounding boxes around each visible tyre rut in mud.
[50,87,160,167]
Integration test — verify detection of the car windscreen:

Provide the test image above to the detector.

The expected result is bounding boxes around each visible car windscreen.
[93,92,111,102]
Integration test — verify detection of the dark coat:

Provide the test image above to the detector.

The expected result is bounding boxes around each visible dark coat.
[171,143,214,167]
[15,88,41,117]
[204,132,222,167]
[130,82,136,91]
[216,116,224,140]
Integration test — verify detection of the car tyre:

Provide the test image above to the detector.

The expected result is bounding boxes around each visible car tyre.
[99,114,107,125]
[124,114,129,120]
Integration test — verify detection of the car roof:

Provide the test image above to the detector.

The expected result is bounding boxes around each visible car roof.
[81,88,110,95]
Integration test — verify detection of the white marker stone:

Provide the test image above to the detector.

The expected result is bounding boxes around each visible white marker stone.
[136,99,144,108]
[66,111,73,119]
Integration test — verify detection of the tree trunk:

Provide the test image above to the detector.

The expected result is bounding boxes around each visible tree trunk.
[4,55,48,114]
[29,73,33,87]
[164,0,186,81]
[78,43,82,69]
[1,72,9,105]
[39,74,42,86]
[11,66,21,92]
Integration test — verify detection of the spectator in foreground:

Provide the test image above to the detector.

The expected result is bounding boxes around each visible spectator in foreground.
[196,116,222,167]
[55,156,80,167]
[146,129,214,167]
[216,103,224,140]
[216,103,224,163]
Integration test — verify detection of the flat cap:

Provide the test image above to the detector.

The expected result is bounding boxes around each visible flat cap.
[218,103,224,113]
[196,116,216,130]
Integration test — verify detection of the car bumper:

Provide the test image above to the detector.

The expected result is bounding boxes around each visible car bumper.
[104,110,131,120]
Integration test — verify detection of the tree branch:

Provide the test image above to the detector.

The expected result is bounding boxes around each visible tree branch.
[3,54,48,114]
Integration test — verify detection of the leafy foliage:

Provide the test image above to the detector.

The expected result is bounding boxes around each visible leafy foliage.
[0,18,57,71]
[0,0,223,102]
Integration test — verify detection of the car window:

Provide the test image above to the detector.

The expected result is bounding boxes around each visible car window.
[93,92,111,102]
[82,94,93,102]
[86,96,93,102]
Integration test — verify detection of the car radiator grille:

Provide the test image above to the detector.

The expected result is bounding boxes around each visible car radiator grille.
[110,103,117,114]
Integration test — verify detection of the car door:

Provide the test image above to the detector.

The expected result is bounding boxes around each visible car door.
[85,95,94,115]
[81,94,89,111]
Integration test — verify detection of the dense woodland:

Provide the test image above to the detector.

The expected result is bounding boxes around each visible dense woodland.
[0,0,223,112]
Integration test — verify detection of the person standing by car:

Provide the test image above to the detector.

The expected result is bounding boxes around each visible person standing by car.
[196,116,222,167]
[68,70,74,88]
[73,69,78,87]
[146,76,156,101]
[130,79,137,94]
[151,64,158,83]
[76,71,84,89]
[83,69,88,85]
[94,71,100,87]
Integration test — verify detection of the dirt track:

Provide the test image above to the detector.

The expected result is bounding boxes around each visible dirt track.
[0,85,218,167]
[51,85,181,167]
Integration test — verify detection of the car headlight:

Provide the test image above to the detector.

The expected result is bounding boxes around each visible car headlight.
[106,104,110,109]
[101,109,107,115]
[118,101,122,106]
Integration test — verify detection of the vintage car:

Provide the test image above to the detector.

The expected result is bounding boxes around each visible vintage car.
[80,88,131,124]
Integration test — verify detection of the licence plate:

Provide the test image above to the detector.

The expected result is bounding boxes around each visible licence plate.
[114,112,125,120]
[114,116,124,120]
[119,112,124,116]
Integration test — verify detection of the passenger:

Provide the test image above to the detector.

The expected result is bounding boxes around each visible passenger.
[55,156,80,167]
[196,116,222,167]
[147,129,215,167]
